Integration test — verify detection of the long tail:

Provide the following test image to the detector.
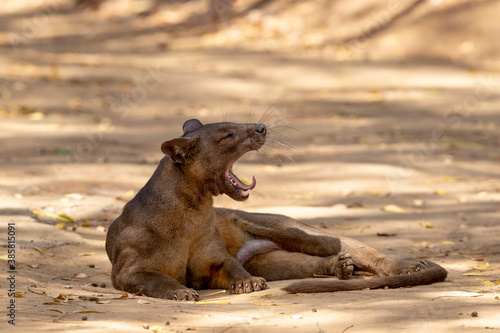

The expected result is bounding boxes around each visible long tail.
[282,262,447,294]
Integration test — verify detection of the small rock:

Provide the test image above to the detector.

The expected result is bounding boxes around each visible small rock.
[471,311,478,317]
[100,283,106,288]
[165,321,170,325]
[312,308,317,312]
[82,315,88,321]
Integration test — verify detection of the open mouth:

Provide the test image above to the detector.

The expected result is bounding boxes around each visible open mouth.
[225,163,256,198]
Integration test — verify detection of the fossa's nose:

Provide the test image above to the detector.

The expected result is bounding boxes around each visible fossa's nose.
[255,123,266,135]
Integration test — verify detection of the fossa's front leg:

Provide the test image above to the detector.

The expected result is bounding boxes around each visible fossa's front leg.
[205,257,267,294]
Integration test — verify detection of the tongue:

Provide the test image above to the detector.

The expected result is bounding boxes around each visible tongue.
[227,170,256,191]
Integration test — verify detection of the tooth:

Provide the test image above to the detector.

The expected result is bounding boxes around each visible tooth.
[242,190,250,197]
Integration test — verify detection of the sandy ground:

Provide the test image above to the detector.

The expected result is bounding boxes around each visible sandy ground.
[1,0,499,332]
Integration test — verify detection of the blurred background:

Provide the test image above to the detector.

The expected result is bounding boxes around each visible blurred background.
[1,0,498,201]
[1,1,500,331]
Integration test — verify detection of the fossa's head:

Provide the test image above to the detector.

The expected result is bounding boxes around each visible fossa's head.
[161,119,266,201]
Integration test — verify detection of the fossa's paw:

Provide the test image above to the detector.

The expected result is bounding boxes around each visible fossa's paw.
[165,288,199,301]
[331,249,354,280]
[230,276,268,294]
[393,259,429,275]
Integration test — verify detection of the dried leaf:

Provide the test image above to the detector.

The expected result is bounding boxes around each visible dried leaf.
[382,205,406,213]
[479,280,497,286]
[0,255,9,261]
[441,241,455,245]
[413,199,426,207]
[195,300,231,305]
[419,221,434,229]
[54,222,66,229]
[29,111,45,120]
[81,221,92,227]
[50,309,67,314]
[435,190,447,196]
[32,209,75,223]
[33,246,55,257]
[461,272,490,276]
[137,299,150,304]
[28,264,40,269]
[469,262,490,270]
[347,202,364,208]
[53,293,65,300]
[79,252,95,257]
[367,89,383,102]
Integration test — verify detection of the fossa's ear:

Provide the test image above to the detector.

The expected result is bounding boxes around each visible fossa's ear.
[182,119,203,135]
[161,136,200,164]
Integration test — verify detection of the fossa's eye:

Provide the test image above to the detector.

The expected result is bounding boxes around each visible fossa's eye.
[220,133,235,141]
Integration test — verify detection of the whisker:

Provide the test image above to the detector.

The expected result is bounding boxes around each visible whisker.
[248,105,256,124]
[260,145,297,164]
[270,125,312,141]
[252,148,284,175]
[220,100,226,122]
[268,114,305,127]
[267,139,299,153]
[257,95,291,125]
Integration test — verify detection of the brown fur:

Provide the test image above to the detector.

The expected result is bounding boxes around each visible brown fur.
[105,119,447,300]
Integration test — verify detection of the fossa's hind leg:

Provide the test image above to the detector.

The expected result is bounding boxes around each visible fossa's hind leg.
[242,249,353,282]
[222,209,396,275]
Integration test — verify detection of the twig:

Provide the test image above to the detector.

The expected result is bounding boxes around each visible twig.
[342,325,354,333]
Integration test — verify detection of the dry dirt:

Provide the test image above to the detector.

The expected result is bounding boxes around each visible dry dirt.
[0,0,499,332]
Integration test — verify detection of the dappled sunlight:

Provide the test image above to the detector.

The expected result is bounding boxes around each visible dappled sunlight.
[1,0,499,332]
